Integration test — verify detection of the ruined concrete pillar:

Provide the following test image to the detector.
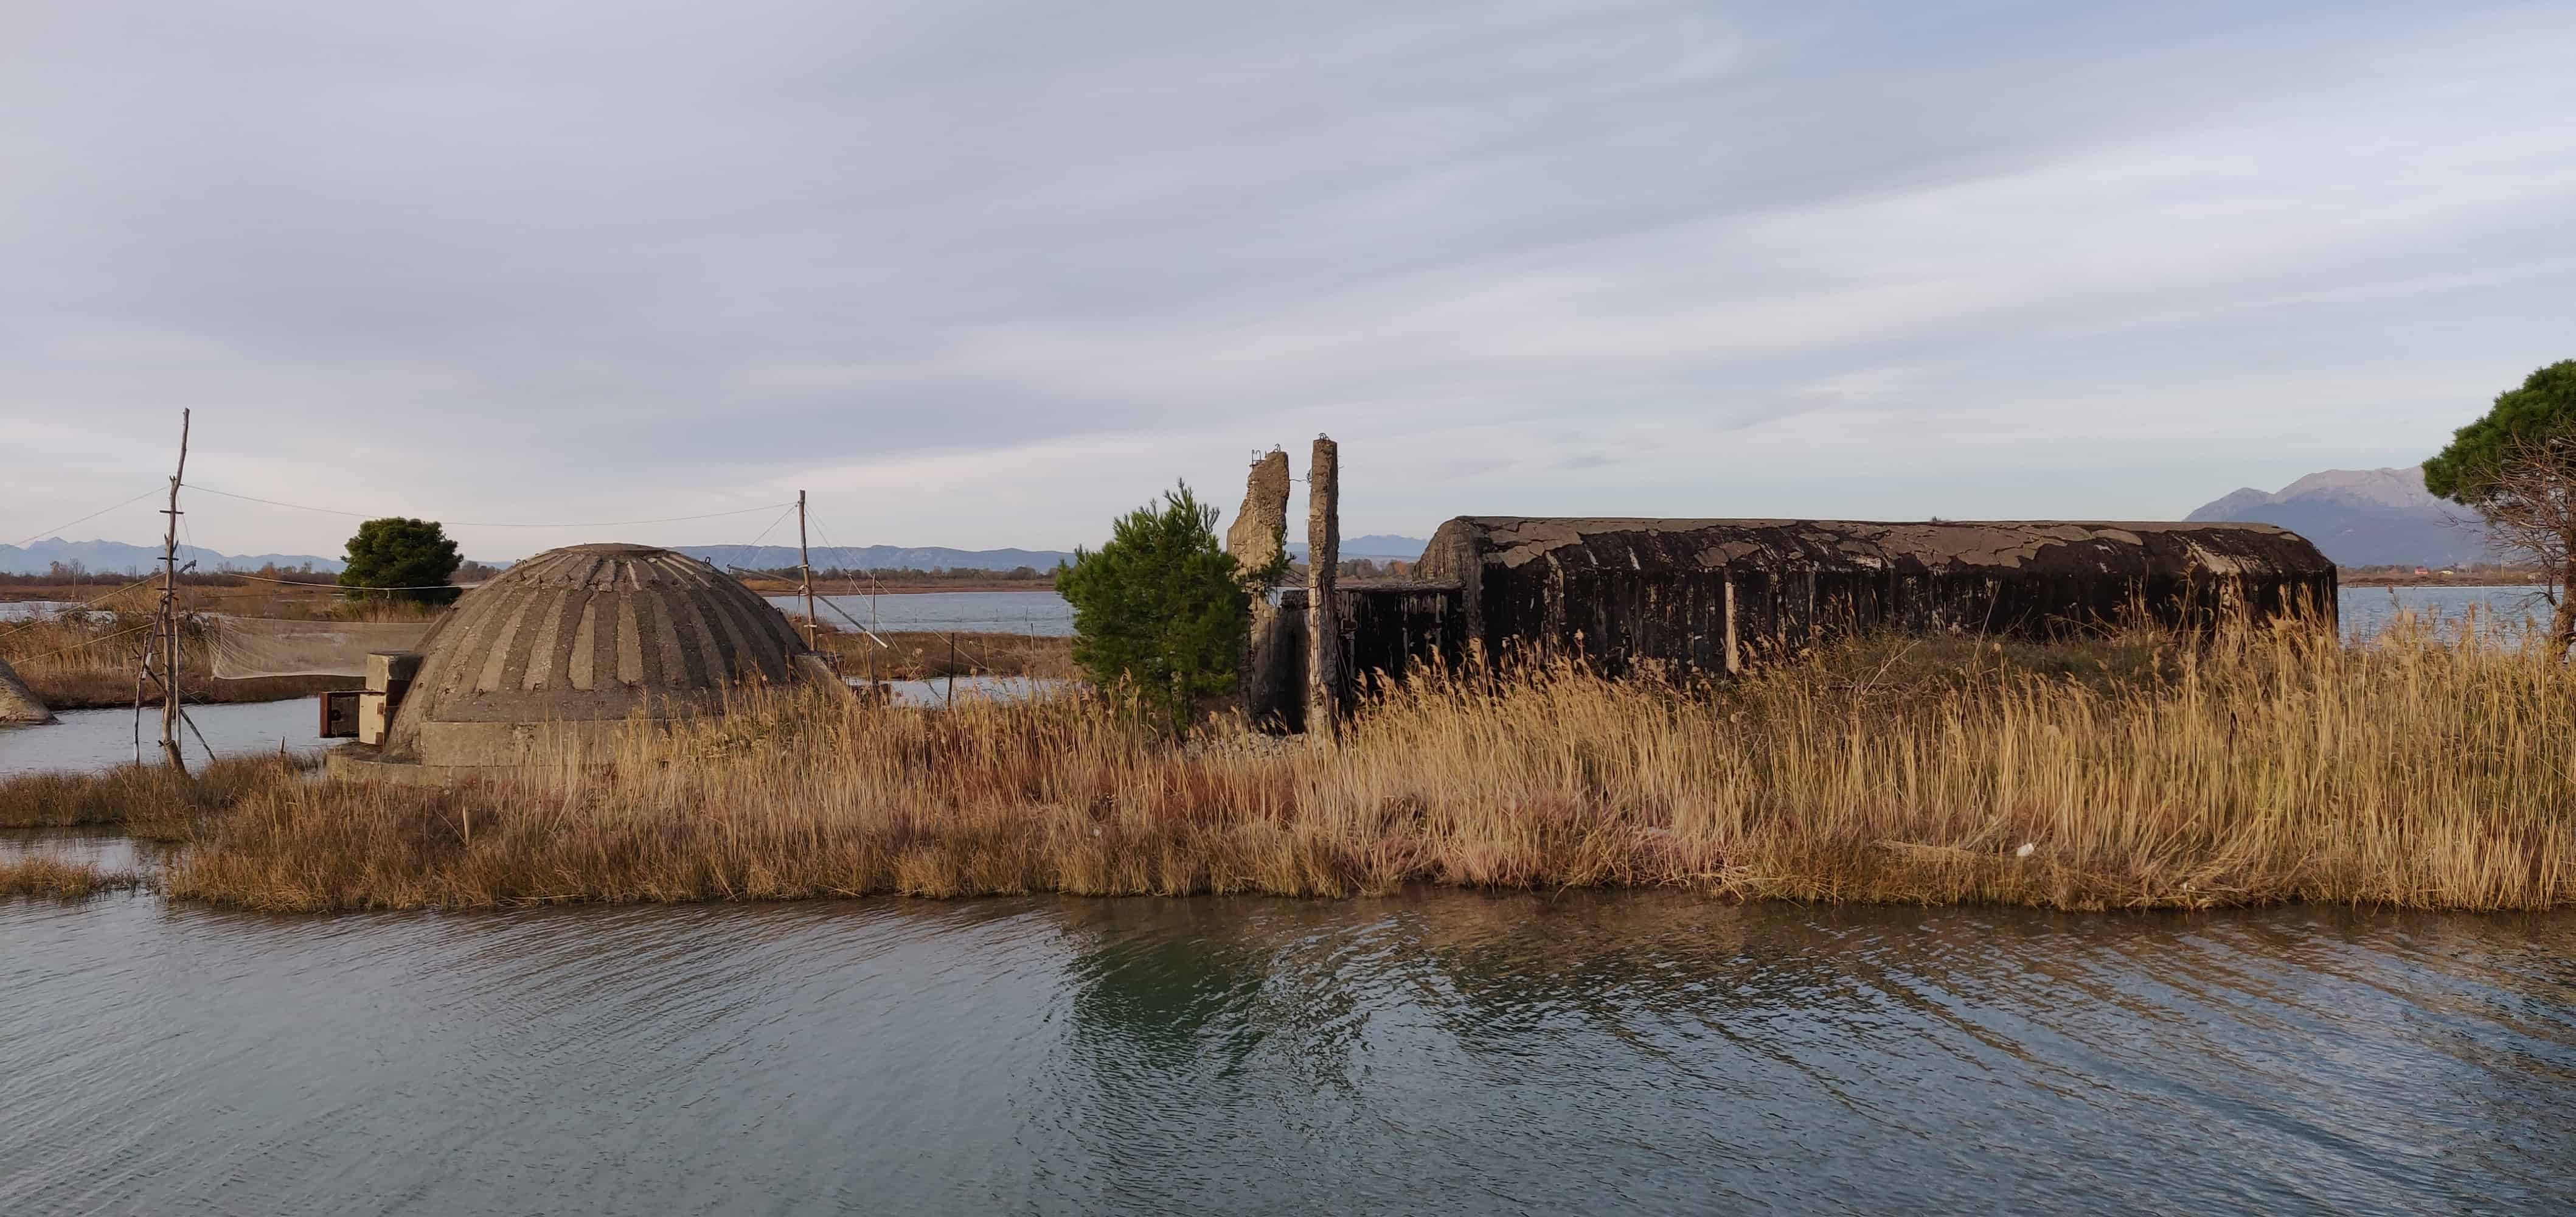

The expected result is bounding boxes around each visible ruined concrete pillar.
[1228,450,1292,724]
[1227,450,1290,574]
[0,655,55,725]
[1306,435,1340,741]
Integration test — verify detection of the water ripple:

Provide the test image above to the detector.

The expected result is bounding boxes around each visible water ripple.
[2,890,2571,1215]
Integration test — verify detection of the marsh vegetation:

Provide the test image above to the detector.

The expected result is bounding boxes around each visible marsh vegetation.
[6,615,2570,913]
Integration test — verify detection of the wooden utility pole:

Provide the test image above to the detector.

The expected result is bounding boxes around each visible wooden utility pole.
[1305,434,1340,743]
[797,489,818,652]
[158,409,190,772]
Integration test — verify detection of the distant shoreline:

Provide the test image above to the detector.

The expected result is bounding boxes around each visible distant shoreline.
[741,579,1058,596]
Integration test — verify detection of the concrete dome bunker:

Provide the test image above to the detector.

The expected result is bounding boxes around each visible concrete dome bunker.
[327,543,830,782]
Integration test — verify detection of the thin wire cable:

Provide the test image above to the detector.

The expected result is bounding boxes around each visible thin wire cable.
[808,515,884,631]
[8,487,163,551]
[743,503,801,553]
[186,484,793,529]
[807,515,1024,677]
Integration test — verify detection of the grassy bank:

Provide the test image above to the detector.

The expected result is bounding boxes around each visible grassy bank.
[2,618,2560,913]
[0,856,147,899]
[0,755,315,835]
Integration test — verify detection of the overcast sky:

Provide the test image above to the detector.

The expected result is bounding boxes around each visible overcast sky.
[6,0,2572,561]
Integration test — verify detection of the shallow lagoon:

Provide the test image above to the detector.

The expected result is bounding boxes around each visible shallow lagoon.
[1,888,2570,1215]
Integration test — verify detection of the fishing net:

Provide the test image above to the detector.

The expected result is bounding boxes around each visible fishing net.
[206,617,434,679]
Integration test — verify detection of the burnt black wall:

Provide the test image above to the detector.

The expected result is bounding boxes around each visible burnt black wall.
[1472,564,2336,676]
[1261,585,1462,731]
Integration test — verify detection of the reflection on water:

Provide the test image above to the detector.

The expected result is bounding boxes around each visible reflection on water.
[2,890,2569,1215]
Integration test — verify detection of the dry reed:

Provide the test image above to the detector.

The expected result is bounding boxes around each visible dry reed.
[117,614,2576,913]
[0,755,317,837]
[0,856,147,899]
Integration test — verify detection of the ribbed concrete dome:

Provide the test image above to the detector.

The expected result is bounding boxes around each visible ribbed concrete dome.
[382,543,808,767]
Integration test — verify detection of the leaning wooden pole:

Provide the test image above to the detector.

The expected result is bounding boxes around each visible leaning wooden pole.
[158,408,191,772]
[1305,434,1340,742]
[797,489,818,652]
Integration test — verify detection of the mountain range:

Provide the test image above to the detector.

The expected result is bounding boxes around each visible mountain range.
[676,545,1077,573]
[1,533,1442,578]
[0,537,346,577]
[2185,467,2489,567]
[21,484,2481,580]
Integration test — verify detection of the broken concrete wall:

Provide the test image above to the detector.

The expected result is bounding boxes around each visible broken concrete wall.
[1228,450,1297,728]
[1227,450,1290,571]
[0,655,53,725]
[1305,436,1340,740]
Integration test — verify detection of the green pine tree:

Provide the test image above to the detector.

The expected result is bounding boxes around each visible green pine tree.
[1055,483,1271,734]
[2425,360,2576,653]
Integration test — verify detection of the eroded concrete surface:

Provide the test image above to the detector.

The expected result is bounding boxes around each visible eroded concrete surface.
[375,543,811,767]
[1305,436,1342,739]
[1226,450,1290,573]
[0,655,53,725]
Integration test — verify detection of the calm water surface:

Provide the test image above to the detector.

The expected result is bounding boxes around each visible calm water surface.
[766,590,1074,636]
[0,700,324,778]
[2337,584,2549,641]
[0,599,77,622]
[2,890,2571,1215]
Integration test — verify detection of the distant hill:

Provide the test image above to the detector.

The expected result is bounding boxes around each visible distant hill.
[2185,467,2489,567]
[5,534,1433,579]
[677,544,1077,573]
[0,537,344,576]
[686,535,1429,573]
[1286,534,1428,562]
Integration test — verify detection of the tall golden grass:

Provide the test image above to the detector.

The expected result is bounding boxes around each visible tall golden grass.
[0,755,314,836]
[0,601,367,709]
[94,614,2567,913]
[0,856,145,899]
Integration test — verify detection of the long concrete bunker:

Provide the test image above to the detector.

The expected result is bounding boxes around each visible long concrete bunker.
[1231,471,2338,728]
[327,543,826,781]
[1415,517,2338,676]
